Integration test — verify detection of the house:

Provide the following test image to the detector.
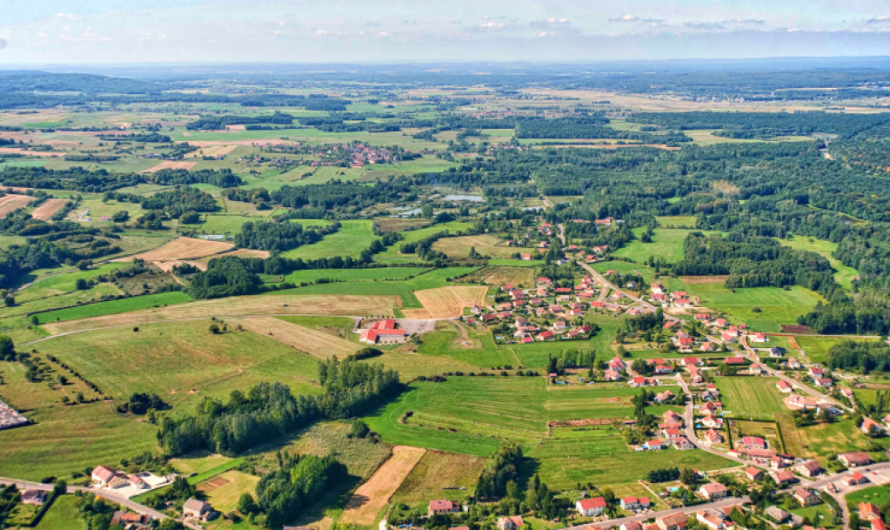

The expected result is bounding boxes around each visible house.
[765,506,791,523]
[862,418,884,435]
[622,522,644,530]
[644,440,665,451]
[111,512,151,527]
[741,436,766,449]
[497,517,524,530]
[91,466,129,488]
[20,490,47,505]
[359,319,407,344]
[739,448,776,463]
[793,489,820,507]
[183,498,213,520]
[631,377,651,387]
[429,500,460,516]
[655,365,673,375]
[776,380,793,393]
[705,429,724,444]
[663,410,683,424]
[772,470,797,485]
[769,346,786,358]
[750,333,768,343]
[553,320,568,331]
[698,482,729,501]
[536,330,556,342]
[724,357,746,365]
[787,358,802,369]
[129,474,149,489]
[746,467,764,482]
[695,510,726,530]
[577,497,607,516]
[700,342,716,352]
[815,378,833,389]
[809,367,825,377]
[842,472,868,486]
[657,512,688,530]
[749,363,766,375]
[861,503,882,520]
[874,521,888,530]
[681,357,699,367]
[701,389,720,402]
[619,497,650,511]
[784,395,833,413]
[839,452,873,468]
[794,460,824,478]
[701,415,723,429]
[604,370,622,382]
[655,390,675,403]
[842,388,855,401]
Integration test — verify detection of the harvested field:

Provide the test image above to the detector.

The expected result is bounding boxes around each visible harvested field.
[41,294,399,334]
[140,161,197,173]
[403,286,488,319]
[186,145,239,159]
[339,446,427,526]
[681,275,730,284]
[151,260,189,273]
[781,324,814,334]
[225,124,246,131]
[190,249,270,269]
[232,317,359,359]
[30,199,68,221]
[0,194,37,217]
[125,237,233,262]
[0,148,65,157]
[176,139,298,147]
[392,450,485,503]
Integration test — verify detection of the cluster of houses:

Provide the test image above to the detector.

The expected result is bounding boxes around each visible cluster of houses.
[90,465,172,497]
[782,394,841,415]
[658,410,696,451]
[859,502,889,530]
[358,318,408,344]
[649,284,698,309]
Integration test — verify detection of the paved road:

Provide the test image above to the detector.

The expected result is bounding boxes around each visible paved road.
[576,261,677,321]
[739,336,850,412]
[567,495,752,530]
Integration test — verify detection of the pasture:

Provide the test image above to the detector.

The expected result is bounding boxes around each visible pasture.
[33,495,82,530]
[778,236,859,289]
[612,229,717,264]
[375,221,473,264]
[457,265,537,288]
[281,220,378,261]
[279,421,393,480]
[432,235,536,259]
[391,450,486,504]
[655,216,698,228]
[714,377,786,421]
[198,214,267,235]
[34,291,193,325]
[283,267,430,285]
[776,414,868,459]
[795,335,858,364]
[201,470,261,513]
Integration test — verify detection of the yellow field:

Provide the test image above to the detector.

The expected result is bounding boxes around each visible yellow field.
[140,161,197,173]
[339,446,427,525]
[391,450,486,503]
[42,294,400,334]
[30,198,68,221]
[403,286,488,319]
[0,194,37,217]
[190,249,271,269]
[125,236,234,262]
[432,235,537,259]
[232,317,358,359]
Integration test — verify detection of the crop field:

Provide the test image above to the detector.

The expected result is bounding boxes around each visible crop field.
[776,414,869,459]
[15,263,127,304]
[281,220,378,260]
[283,267,430,284]
[339,446,427,526]
[714,377,787,421]
[33,320,324,400]
[391,450,486,504]
[374,221,473,263]
[432,235,536,259]
[39,293,397,333]
[125,236,234,262]
[34,291,192,325]
[29,198,69,220]
[141,160,197,173]
[201,470,261,513]
[458,265,537,287]
[403,285,488,319]
[778,236,859,289]
[0,194,37,216]
[280,421,393,480]
[233,317,359,358]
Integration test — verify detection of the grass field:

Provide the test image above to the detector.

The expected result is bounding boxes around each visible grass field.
[795,335,869,365]
[846,484,890,509]
[391,450,486,504]
[432,235,536,260]
[655,216,699,228]
[127,236,233,261]
[33,495,82,530]
[202,470,261,513]
[374,221,473,264]
[283,267,430,285]
[15,263,128,304]
[34,291,194,324]
[590,261,656,284]
[776,414,869,460]
[778,236,860,290]
[281,220,378,261]
[715,377,787,421]
[277,421,393,480]
[233,317,359,358]
[198,214,267,235]
[339,446,427,526]
[613,229,719,264]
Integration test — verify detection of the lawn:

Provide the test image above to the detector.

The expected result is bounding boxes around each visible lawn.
[778,236,859,290]
[656,216,698,228]
[715,377,788,421]
[197,214,267,236]
[281,220,378,260]
[432,235,536,260]
[777,413,870,460]
[203,470,261,513]
[33,495,82,530]
[590,261,657,284]
[34,291,193,324]
[413,321,517,367]
[847,484,890,509]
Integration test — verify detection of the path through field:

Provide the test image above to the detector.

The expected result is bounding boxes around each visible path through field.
[232,317,359,359]
[339,446,427,526]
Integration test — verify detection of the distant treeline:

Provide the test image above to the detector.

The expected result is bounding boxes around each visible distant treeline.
[186,111,295,131]
[0,166,242,192]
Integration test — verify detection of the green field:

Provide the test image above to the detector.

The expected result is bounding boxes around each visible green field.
[33,495,82,530]
[281,220,378,260]
[613,229,719,264]
[795,335,864,364]
[15,264,128,304]
[34,291,193,324]
[778,236,860,289]
[198,214,267,235]
[655,216,698,228]
[375,221,474,264]
[846,484,890,509]
[715,377,787,421]
[590,260,656,284]
[283,267,431,284]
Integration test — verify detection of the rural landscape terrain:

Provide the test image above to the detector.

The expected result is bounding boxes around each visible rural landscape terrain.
[3,55,890,530]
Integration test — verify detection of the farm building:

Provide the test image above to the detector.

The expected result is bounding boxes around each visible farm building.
[359,319,408,344]
[183,498,214,521]
[839,452,873,467]
[793,460,824,478]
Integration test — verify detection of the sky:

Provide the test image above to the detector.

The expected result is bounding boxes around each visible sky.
[3,0,890,64]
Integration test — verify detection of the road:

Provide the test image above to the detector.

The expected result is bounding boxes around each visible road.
[576,260,677,321]
[739,336,850,412]
[557,223,567,246]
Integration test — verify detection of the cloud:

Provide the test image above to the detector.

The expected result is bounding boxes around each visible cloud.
[315,29,330,35]
[55,13,78,20]
[868,16,890,24]
[609,14,664,23]
[0,39,6,49]
[480,21,505,30]
[724,18,765,25]
[684,21,726,30]
[530,17,570,28]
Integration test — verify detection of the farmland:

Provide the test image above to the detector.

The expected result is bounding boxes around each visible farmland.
[125,236,234,262]
[404,285,488,319]
[391,451,486,504]
[433,234,536,259]
[613,229,719,263]
[777,236,860,290]
[281,220,378,260]
[714,377,787,421]
[339,446,427,526]
[233,316,359,358]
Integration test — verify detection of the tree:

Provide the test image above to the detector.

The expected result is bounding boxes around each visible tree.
[679,468,697,485]
[237,492,258,514]
[209,323,221,334]
[349,418,370,439]
[0,333,14,360]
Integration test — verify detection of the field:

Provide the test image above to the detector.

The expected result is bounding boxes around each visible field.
[391,450,486,504]
[33,495,82,530]
[141,161,197,173]
[201,470,262,513]
[125,236,234,261]
[655,216,698,228]
[794,335,869,364]
[40,294,399,333]
[0,194,37,216]
[34,291,193,325]
[612,229,717,263]
[778,236,860,289]
[280,421,393,480]
[374,221,473,264]
[283,267,430,284]
[714,377,787,421]
[197,214,267,235]
[432,234,536,259]
[282,220,378,261]
[403,286,488,319]
[189,249,271,270]
[338,445,427,526]
[776,414,869,460]
[233,317,359,358]
[846,484,890,509]
[457,265,537,288]
[29,198,69,220]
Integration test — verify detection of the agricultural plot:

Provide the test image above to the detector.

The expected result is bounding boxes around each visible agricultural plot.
[375,221,473,264]
[281,421,393,480]
[714,377,787,421]
[411,321,517,368]
[15,263,127,304]
[233,317,359,359]
[795,335,869,365]
[201,470,261,513]
[281,220,378,261]
[776,414,870,460]
[196,214,266,235]
[29,198,69,220]
[432,235,536,259]
[590,260,656,284]
[403,285,488,319]
[374,217,430,233]
[339,446,427,526]
[0,194,37,217]
[613,229,718,264]
[391,450,486,504]
[39,293,399,333]
[189,249,271,270]
[34,291,192,325]
[140,161,197,173]
[124,236,234,262]
[33,495,82,530]
[778,236,859,289]
[283,267,430,285]
[458,265,537,288]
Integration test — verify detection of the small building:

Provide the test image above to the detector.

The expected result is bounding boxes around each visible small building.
[843,472,868,486]
[740,436,766,449]
[776,380,793,393]
[622,522,644,530]
[497,516,524,530]
[111,512,151,527]
[705,429,724,444]
[745,467,764,482]
[577,497,607,516]
[183,498,213,521]
[862,418,884,435]
[840,452,873,468]
[698,482,729,501]
[861,503,882,521]
[20,490,47,505]
[769,346,786,358]
[793,460,824,478]
[773,470,797,485]
[429,500,460,516]
[793,488,820,507]
[695,510,726,530]
[657,512,688,530]
[765,506,790,523]
[91,466,128,488]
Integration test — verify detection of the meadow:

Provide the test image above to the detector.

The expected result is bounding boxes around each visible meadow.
[374,221,474,264]
[613,229,718,264]
[714,377,787,421]
[281,220,378,260]
[777,236,860,290]
[34,291,193,324]
[283,267,431,284]
[432,235,536,260]
[795,335,859,364]
[33,495,82,530]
